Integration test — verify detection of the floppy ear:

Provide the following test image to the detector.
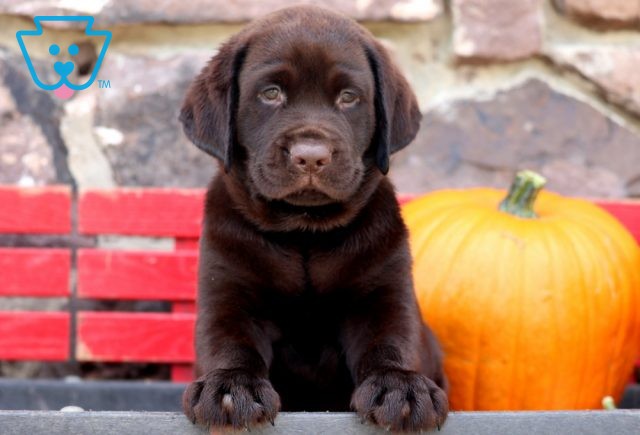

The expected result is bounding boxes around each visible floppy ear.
[365,41,421,174]
[179,40,248,172]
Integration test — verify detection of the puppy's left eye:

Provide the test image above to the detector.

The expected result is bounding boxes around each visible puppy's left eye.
[259,86,284,105]
[337,90,359,107]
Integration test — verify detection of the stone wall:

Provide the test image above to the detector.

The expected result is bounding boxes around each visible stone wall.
[1,0,639,198]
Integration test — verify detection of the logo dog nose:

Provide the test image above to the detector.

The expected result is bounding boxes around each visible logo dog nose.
[289,143,332,173]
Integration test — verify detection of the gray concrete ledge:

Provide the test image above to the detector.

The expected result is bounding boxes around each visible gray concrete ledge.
[0,379,185,411]
[0,410,639,435]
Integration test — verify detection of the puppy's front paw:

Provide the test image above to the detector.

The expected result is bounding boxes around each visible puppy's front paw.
[351,369,448,432]
[183,368,281,429]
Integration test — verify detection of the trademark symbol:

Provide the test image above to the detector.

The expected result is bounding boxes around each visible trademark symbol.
[98,79,111,89]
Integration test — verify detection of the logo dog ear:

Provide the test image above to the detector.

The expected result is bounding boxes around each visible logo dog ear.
[180,39,248,172]
[365,41,421,175]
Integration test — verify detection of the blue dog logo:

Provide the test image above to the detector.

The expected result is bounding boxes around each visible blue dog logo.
[16,16,111,99]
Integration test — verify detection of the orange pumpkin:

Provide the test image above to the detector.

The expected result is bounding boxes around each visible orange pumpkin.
[402,170,640,410]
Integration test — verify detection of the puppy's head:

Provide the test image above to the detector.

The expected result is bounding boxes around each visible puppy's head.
[181,6,420,212]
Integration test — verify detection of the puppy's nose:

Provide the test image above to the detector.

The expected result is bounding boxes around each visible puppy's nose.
[289,143,332,173]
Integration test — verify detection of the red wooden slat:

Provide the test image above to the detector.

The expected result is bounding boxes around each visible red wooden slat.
[0,186,71,234]
[0,249,70,297]
[171,238,199,381]
[172,239,199,308]
[595,200,640,245]
[0,312,69,360]
[172,302,196,313]
[171,364,195,382]
[79,188,205,237]
[397,194,414,205]
[76,312,195,363]
[77,249,197,301]
[175,238,199,250]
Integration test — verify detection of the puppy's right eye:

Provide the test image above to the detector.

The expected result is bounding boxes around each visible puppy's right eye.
[259,86,284,104]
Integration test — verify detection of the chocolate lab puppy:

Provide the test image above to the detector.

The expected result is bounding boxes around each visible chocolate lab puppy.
[180,5,448,432]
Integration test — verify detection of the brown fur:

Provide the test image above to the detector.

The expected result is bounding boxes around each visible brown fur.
[180,5,448,432]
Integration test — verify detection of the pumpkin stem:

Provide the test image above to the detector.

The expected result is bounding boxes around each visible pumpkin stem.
[499,170,547,218]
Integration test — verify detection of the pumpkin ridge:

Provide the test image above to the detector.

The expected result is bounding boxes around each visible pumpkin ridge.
[411,205,492,319]
[496,221,525,409]
[570,222,603,407]
[552,221,588,408]
[589,218,640,404]
[429,207,495,410]
[564,218,622,406]
[588,223,626,406]
[460,212,502,410]
[601,228,630,405]
[404,190,467,222]
[408,204,474,268]
[514,222,556,408]
[509,227,526,409]
[417,213,470,316]
[540,224,560,409]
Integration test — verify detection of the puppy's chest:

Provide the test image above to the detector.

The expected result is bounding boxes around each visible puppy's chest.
[257,241,363,362]
[264,246,356,296]
[261,247,355,326]
[266,276,350,357]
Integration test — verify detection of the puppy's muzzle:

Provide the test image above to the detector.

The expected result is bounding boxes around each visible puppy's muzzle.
[289,142,333,174]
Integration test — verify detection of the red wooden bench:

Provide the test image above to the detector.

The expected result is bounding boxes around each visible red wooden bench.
[77,188,203,381]
[1,185,640,384]
[0,187,71,362]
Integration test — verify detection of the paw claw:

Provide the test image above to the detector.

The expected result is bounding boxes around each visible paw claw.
[182,369,281,430]
[351,369,448,432]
